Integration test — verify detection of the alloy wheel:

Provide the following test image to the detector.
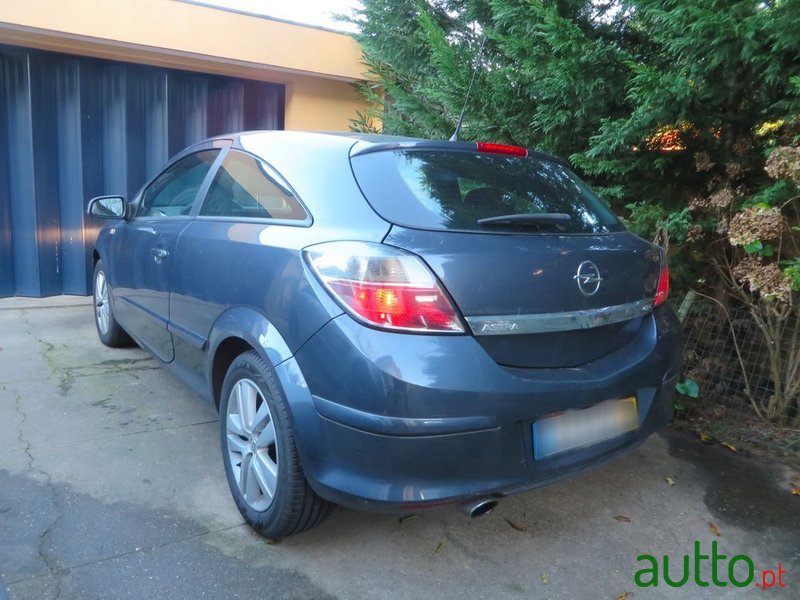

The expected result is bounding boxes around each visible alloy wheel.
[225,378,279,511]
[94,270,110,335]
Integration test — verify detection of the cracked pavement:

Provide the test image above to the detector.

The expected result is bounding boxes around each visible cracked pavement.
[0,296,798,599]
[12,387,64,600]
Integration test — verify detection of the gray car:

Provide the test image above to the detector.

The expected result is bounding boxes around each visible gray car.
[88,131,682,538]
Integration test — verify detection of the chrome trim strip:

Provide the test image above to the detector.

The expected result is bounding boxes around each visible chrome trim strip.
[466,298,654,335]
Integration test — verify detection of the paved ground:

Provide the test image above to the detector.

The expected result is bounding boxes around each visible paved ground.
[0,297,798,600]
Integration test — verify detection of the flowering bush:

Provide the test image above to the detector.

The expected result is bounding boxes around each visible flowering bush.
[697,144,800,425]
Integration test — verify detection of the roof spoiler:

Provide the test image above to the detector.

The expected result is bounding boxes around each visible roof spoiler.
[349,140,569,167]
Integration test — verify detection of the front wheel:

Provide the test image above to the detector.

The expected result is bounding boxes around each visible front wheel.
[93,260,132,347]
[220,350,332,539]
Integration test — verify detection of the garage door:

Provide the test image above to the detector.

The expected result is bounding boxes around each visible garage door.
[0,45,284,297]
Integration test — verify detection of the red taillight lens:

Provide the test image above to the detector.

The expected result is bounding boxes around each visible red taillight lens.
[475,141,528,157]
[327,280,460,331]
[304,242,464,333]
[653,264,669,307]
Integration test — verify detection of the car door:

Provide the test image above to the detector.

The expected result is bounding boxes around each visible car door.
[110,149,221,362]
[167,149,313,389]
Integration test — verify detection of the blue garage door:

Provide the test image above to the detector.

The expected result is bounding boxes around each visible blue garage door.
[0,44,284,298]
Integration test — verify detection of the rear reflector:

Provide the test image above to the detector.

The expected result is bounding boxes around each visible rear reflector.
[653,264,669,307]
[476,141,528,157]
[304,241,464,333]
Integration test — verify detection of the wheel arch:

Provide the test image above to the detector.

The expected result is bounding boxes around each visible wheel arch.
[206,306,294,410]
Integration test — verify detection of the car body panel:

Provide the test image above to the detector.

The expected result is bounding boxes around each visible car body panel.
[289,305,680,507]
[384,226,661,316]
[105,218,191,362]
[384,225,662,368]
[169,221,333,356]
[237,131,394,241]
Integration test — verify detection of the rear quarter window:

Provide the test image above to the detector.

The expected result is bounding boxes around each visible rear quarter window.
[199,150,307,222]
[350,150,624,234]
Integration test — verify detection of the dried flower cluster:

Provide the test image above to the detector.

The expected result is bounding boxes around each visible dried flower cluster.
[728,206,784,246]
[732,257,793,303]
[688,195,705,210]
[686,226,704,242]
[765,146,800,183]
[725,162,746,181]
[710,188,734,209]
[732,136,753,156]
[694,152,714,172]
[689,187,737,212]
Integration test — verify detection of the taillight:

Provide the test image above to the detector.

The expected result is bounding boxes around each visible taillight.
[475,141,528,157]
[304,241,465,333]
[653,264,670,307]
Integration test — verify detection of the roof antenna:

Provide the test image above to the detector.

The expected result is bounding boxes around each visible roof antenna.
[450,35,487,142]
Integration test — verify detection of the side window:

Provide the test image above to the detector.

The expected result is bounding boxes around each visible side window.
[138,150,219,218]
[199,151,307,221]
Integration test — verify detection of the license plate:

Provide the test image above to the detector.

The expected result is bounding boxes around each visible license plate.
[533,396,638,460]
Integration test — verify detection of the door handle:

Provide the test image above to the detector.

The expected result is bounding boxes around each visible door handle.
[151,248,169,261]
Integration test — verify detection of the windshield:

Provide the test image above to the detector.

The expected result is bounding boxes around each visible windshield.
[350,150,624,234]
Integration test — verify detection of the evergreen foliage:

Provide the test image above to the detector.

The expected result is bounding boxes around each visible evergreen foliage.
[348,0,799,218]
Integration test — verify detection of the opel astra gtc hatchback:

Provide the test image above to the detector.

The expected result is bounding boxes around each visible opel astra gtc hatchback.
[88,131,682,538]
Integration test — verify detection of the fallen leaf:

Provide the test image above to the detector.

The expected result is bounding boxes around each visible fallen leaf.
[709,522,721,536]
[505,518,528,532]
[398,514,420,524]
[614,515,632,523]
[541,572,549,585]
[699,432,712,443]
[617,593,629,600]
[721,442,737,452]
[791,487,800,496]
[434,541,445,554]
[665,477,676,486]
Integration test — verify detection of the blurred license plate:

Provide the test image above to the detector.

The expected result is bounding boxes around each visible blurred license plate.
[533,397,638,460]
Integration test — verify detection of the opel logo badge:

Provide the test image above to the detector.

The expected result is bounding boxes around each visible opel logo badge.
[574,260,602,296]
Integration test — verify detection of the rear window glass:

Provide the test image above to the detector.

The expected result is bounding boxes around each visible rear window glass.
[350,150,623,234]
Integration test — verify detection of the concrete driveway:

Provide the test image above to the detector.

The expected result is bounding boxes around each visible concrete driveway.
[1,297,797,599]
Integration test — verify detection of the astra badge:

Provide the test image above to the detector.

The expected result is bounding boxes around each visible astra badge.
[480,321,519,333]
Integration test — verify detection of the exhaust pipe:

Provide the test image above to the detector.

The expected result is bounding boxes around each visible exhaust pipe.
[460,497,498,519]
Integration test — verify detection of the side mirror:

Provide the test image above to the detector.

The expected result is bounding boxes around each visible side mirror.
[88,195,128,220]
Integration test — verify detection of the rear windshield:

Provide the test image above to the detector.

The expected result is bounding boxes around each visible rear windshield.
[350,150,624,234]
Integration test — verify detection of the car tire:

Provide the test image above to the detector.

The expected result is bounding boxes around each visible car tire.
[93,260,132,347]
[220,350,333,539]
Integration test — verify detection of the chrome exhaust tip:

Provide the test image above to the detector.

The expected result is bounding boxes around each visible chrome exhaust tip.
[460,497,498,518]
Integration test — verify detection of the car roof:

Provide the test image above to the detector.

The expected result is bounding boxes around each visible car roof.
[182,130,422,149]
[176,130,567,167]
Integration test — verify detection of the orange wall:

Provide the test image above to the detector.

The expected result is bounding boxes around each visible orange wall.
[0,0,369,131]
[285,77,363,131]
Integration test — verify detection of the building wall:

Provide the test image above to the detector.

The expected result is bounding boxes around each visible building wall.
[284,77,362,131]
[0,0,369,297]
[0,0,368,131]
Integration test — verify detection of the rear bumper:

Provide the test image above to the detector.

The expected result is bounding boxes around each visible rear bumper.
[285,304,682,511]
